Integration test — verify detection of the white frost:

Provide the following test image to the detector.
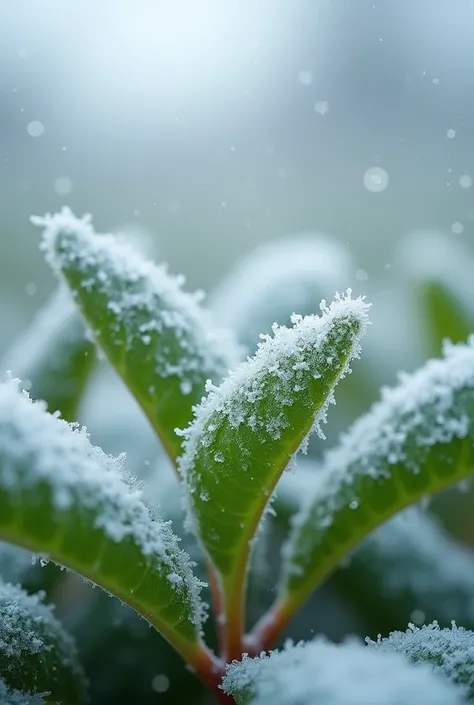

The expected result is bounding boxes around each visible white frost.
[222,638,463,705]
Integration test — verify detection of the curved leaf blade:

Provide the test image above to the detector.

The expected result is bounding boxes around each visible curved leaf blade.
[367,622,474,701]
[0,379,205,661]
[34,208,241,461]
[222,638,463,705]
[0,580,86,704]
[278,337,474,625]
[1,287,94,421]
[180,294,370,601]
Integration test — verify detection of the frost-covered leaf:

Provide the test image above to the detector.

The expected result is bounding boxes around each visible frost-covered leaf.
[0,678,46,705]
[222,638,463,705]
[274,471,474,633]
[34,208,241,461]
[0,379,205,662]
[0,581,86,703]
[210,233,353,350]
[278,338,474,623]
[180,293,369,625]
[335,508,474,633]
[367,622,474,701]
[1,287,94,421]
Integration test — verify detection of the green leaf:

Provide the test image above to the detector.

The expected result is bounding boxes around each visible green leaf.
[0,580,86,704]
[33,208,241,462]
[398,232,474,356]
[367,622,474,701]
[274,472,474,634]
[222,637,463,705]
[179,293,369,626]
[277,337,474,627]
[1,287,94,421]
[0,379,205,663]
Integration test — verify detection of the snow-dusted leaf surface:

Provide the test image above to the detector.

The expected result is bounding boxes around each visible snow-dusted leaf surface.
[209,233,353,351]
[0,678,46,705]
[222,638,463,705]
[0,580,86,703]
[34,208,241,461]
[336,508,474,631]
[274,471,474,632]
[367,622,474,701]
[0,379,205,659]
[1,287,94,421]
[279,338,474,617]
[179,293,369,607]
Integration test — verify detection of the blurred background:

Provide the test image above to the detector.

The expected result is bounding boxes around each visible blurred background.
[2,2,474,703]
[1,0,474,348]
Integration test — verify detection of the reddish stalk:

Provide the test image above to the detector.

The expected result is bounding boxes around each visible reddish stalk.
[191,644,234,704]
[244,597,293,657]
[207,560,227,656]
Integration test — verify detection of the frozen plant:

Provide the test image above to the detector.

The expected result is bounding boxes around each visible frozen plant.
[0,208,473,704]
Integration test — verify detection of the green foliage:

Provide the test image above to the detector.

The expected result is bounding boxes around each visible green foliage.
[0,580,86,704]
[1,208,474,704]
[1,287,94,421]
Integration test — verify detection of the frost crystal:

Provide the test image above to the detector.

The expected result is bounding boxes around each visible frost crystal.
[367,622,474,700]
[222,638,463,705]
[0,679,46,705]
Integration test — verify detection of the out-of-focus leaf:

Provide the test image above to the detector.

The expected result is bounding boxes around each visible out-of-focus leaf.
[1,287,94,421]
[222,637,462,705]
[34,208,241,462]
[0,580,86,704]
[367,622,474,701]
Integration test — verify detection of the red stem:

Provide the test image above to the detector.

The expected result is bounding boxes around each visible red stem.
[244,597,292,657]
[192,644,234,704]
[207,560,227,656]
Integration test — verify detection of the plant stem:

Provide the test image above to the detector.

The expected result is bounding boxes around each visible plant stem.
[244,597,292,656]
[191,643,234,704]
[207,560,227,655]
[223,572,246,662]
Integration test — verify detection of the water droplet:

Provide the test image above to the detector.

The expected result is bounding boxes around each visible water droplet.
[432,77,440,85]
[349,500,359,510]
[151,675,170,693]
[297,70,313,85]
[54,176,73,195]
[314,100,329,116]
[25,282,37,296]
[356,269,368,281]
[27,120,44,137]
[363,167,389,192]
[459,174,472,189]
[452,221,464,234]
[410,609,426,625]
[446,128,456,139]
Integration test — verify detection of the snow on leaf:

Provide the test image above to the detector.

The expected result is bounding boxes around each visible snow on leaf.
[367,622,474,700]
[179,292,370,584]
[33,207,242,461]
[0,580,86,703]
[1,286,94,421]
[0,379,205,652]
[222,638,463,705]
[280,338,474,613]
